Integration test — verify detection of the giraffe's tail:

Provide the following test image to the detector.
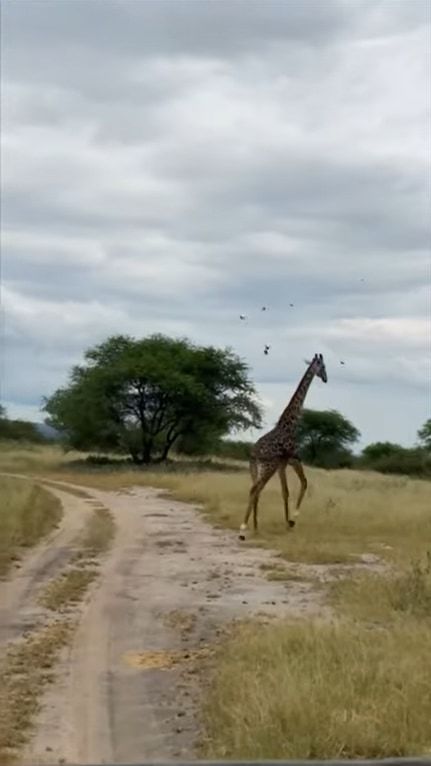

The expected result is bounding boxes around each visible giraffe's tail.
[249,456,258,483]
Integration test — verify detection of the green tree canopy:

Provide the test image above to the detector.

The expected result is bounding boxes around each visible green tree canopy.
[418,419,431,450]
[361,441,404,461]
[43,334,262,464]
[296,408,360,467]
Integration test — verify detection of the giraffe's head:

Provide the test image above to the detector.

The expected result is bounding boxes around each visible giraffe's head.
[306,353,328,383]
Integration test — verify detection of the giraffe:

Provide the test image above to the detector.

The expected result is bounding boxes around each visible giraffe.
[239,353,328,540]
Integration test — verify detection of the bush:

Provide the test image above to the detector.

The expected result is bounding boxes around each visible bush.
[309,447,356,470]
[0,416,44,444]
[213,439,253,461]
[360,443,431,477]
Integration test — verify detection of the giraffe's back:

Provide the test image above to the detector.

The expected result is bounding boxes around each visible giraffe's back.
[252,427,297,462]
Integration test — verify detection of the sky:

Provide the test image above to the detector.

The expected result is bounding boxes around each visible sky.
[1,0,430,450]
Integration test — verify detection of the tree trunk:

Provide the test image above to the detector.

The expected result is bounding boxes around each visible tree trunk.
[141,439,153,463]
[129,441,153,465]
[157,430,181,462]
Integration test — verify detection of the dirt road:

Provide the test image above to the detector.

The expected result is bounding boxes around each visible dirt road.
[0,487,91,645]
[2,480,327,765]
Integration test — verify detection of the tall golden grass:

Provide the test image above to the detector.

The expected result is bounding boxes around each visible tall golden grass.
[201,616,431,759]
[17,445,429,567]
[0,475,62,576]
[2,443,431,758]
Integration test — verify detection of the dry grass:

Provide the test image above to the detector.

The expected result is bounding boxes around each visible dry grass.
[331,551,431,624]
[39,504,115,611]
[39,478,91,498]
[163,609,197,639]
[266,568,310,582]
[124,645,213,671]
[201,617,431,759]
[39,567,99,611]
[0,488,116,762]
[0,620,74,764]
[3,444,431,759]
[195,522,431,758]
[76,505,116,558]
[0,476,62,577]
[259,561,312,582]
[36,457,431,568]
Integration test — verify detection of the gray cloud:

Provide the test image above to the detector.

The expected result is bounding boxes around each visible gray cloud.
[1,0,429,447]
[3,0,350,62]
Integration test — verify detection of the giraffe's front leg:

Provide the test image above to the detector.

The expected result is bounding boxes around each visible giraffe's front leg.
[239,465,275,540]
[239,488,255,540]
[290,458,308,524]
[278,464,294,529]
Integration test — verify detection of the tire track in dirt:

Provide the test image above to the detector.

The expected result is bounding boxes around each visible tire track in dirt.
[0,485,92,645]
[19,481,329,765]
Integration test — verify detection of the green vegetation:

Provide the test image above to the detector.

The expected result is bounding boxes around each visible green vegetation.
[208,438,252,462]
[43,333,261,464]
[418,418,431,450]
[359,441,431,477]
[0,476,62,576]
[0,406,44,444]
[295,408,360,468]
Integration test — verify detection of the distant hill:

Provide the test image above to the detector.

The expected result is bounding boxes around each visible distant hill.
[33,422,63,441]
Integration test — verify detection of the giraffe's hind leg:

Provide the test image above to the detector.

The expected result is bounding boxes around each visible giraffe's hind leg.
[278,463,292,528]
[239,462,277,540]
[290,458,308,526]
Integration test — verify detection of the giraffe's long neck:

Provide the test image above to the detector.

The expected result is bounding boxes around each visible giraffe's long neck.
[277,366,315,429]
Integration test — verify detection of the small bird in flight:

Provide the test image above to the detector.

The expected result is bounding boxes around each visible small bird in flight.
[239,314,247,320]
[340,360,345,365]
[261,306,267,311]
[264,344,270,355]
[289,303,294,307]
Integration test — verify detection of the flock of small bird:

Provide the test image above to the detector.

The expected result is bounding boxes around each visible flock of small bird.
[238,302,349,365]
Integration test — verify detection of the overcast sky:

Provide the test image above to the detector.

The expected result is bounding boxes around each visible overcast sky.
[1,0,430,449]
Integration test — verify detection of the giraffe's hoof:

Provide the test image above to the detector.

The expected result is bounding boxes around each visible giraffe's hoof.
[239,533,246,541]
[288,520,296,528]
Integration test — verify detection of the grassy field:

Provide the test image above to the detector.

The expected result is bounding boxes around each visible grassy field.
[12,444,429,567]
[1,442,431,758]
[201,616,431,759]
[0,475,62,576]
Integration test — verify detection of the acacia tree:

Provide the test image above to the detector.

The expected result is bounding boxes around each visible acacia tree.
[43,334,262,464]
[295,408,360,467]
